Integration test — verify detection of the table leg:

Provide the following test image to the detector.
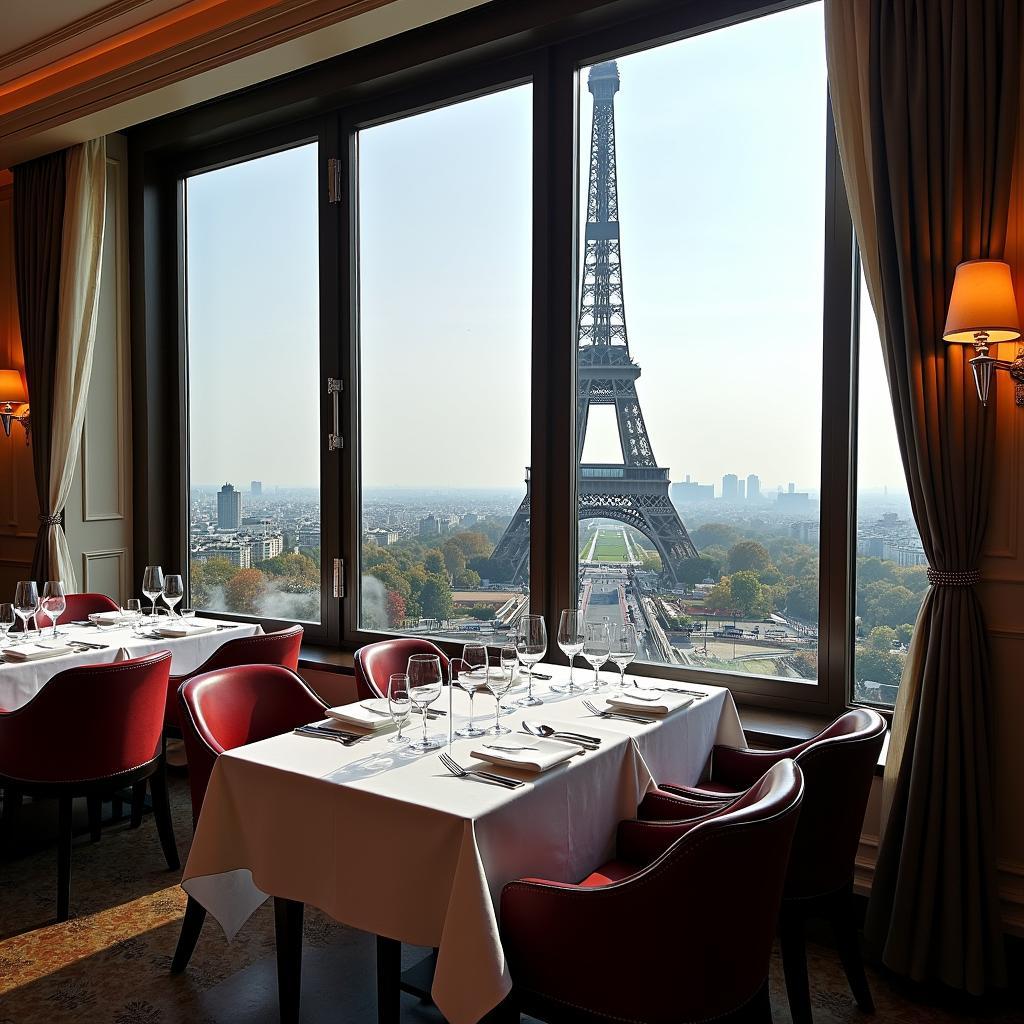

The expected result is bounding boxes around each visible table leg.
[274,897,304,1024]
[376,935,401,1024]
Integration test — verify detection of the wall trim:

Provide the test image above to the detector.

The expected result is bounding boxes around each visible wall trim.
[81,547,129,603]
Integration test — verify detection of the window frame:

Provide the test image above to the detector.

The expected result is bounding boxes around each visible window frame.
[129,0,870,719]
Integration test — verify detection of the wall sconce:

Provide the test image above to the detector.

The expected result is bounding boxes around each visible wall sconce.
[0,369,31,444]
[943,259,1022,406]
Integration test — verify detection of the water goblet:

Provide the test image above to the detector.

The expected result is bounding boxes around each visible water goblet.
[455,643,490,738]
[609,623,638,689]
[387,673,412,746]
[583,621,610,690]
[485,644,518,735]
[554,609,586,693]
[163,574,184,618]
[515,614,547,706]
[41,581,66,639]
[0,603,15,648]
[142,566,164,619]
[14,581,39,640]
[406,653,445,752]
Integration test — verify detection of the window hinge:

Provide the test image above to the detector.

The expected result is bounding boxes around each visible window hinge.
[333,558,344,599]
[327,157,342,204]
[328,376,343,451]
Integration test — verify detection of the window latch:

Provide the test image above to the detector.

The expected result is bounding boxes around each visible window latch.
[328,377,343,451]
[333,558,344,599]
[327,158,342,204]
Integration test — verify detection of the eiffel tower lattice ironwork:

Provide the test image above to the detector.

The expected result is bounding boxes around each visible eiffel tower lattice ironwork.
[492,60,698,585]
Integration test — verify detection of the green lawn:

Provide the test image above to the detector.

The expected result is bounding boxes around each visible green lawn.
[593,529,630,561]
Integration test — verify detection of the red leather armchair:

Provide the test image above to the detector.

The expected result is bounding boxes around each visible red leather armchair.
[0,652,178,921]
[500,760,804,1024]
[354,637,450,701]
[173,664,327,1024]
[642,708,886,1024]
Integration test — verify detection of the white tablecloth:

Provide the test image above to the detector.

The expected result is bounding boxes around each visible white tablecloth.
[0,619,263,711]
[183,665,744,1024]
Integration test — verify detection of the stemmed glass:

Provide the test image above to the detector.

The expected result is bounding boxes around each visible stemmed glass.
[515,614,547,707]
[14,581,40,640]
[406,653,445,752]
[609,623,638,690]
[583,621,610,690]
[555,609,586,693]
[163,575,184,618]
[0,604,15,647]
[387,673,412,746]
[455,642,489,738]
[142,566,164,619]
[41,581,66,639]
[125,598,143,635]
[485,644,518,735]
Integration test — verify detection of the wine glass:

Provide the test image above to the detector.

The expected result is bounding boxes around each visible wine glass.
[582,621,610,690]
[387,673,412,746]
[41,581,66,639]
[125,598,143,635]
[0,603,15,647]
[14,581,40,640]
[142,566,164,619]
[485,644,518,735]
[163,574,184,618]
[609,623,638,690]
[554,609,586,693]
[515,614,547,707]
[406,653,444,752]
[455,643,489,738]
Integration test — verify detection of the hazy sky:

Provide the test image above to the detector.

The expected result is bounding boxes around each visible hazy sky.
[185,0,908,498]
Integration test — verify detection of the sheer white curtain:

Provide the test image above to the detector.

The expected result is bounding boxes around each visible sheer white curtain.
[47,138,107,590]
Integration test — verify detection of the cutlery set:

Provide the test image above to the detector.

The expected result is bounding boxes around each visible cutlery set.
[294,723,366,746]
[582,699,651,724]
[439,751,523,789]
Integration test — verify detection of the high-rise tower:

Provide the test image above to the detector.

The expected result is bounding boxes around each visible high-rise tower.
[492,62,698,584]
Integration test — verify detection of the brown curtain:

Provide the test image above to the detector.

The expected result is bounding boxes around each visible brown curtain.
[12,151,66,582]
[826,0,1019,994]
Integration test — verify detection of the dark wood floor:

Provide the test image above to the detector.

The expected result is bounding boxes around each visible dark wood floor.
[0,778,1021,1024]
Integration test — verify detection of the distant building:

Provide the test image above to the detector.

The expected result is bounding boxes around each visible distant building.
[251,480,262,496]
[366,528,400,546]
[777,490,811,510]
[671,476,715,504]
[746,474,761,502]
[737,479,746,501]
[217,483,241,530]
[296,529,321,547]
[462,513,478,527]
[722,474,739,502]
[419,515,441,538]
[789,521,820,545]
[193,543,251,569]
[249,534,284,562]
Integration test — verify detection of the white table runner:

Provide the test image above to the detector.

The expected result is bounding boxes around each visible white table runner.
[0,618,263,711]
[183,666,743,1024]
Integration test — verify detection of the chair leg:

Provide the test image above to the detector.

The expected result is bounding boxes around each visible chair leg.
[87,795,102,842]
[377,935,402,1024]
[171,895,207,974]
[829,889,874,1013]
[149,765,180,871]
[274,897,304,1024]
[779,907,813,1024]
[57,796,73,922]
[130,781,147,828]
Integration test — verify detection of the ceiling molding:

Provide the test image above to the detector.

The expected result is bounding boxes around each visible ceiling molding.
[0,1,171,77]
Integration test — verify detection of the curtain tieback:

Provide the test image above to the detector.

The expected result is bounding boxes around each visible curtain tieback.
[38,512,62,527]
[926,567,980,587]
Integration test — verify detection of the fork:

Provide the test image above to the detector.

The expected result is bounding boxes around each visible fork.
[294,725,364,746]
[630,681,707,698]
[439,752,523,789]
[582,699,650,724]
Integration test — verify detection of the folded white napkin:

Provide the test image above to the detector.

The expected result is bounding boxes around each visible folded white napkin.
[606,690,693,715]
[2,642,74,662]
[471,735,579,773]
[88,611,126,625]
[156,621,217,638]
[326,699,394,731]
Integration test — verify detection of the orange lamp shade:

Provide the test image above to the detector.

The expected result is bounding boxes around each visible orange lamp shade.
[943,260,1021,343]
[0,369,27,404]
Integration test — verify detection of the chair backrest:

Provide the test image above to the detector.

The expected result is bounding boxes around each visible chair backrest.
[354,637,450,700]
[178,664,327,824]
[505,760,804,1024]
[15,592,120,630]
[0,652,171,784]
[784,708,886,898]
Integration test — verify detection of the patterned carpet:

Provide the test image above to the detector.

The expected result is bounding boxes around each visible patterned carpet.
[0,777,1020,1024]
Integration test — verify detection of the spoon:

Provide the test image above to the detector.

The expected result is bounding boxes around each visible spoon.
[521,721,602,746]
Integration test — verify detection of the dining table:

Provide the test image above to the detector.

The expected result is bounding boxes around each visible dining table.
[0,616,263,712]
[182,663,744,1024]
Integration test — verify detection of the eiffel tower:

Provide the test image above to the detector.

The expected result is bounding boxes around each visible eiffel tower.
[491,60,698,585]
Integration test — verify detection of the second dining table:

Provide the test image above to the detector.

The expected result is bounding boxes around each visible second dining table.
[182,663,744,1024]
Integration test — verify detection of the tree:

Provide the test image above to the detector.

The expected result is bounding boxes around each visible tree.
[225,569,266,615]
[703,578,733,613]
[419,576,454,621]
[788,650,817,680]
[691,523,741,550]
[857,557,896,586]
[866,625,898,652]
[442,540,467,576]
[896,623,915,645]
[855,647,904,687]
[448,531,492,558]
[728,571,762,617]
[200,555,237,588]
[676,556,721,586]
[785,578,818,621]
[468,605,496,620]
[727,541,772,575]
[454,568,481,589]
[386,590,406,627]
[423,550,446,576]
[860,581,920,630]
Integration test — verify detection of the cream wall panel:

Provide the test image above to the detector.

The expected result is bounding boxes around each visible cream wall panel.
[81,547,128,602]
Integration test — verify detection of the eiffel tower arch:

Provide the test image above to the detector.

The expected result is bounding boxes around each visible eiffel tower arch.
[492,60,697,586]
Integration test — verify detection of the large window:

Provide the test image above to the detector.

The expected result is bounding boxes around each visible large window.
[356,86,533,644]
[854,275,925,706]
[184,144,322,623]
[568,5,828,685]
